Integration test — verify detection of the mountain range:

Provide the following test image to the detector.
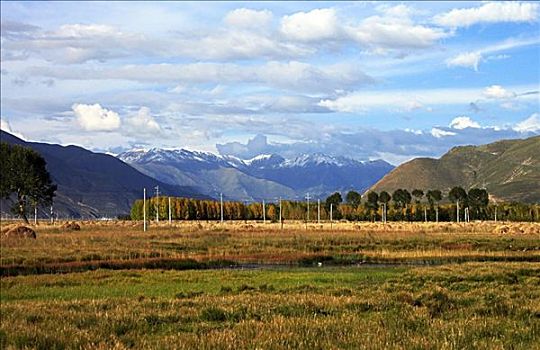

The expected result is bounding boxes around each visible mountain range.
[118,149,393,201]
[0,131,205,218]
[4,128,536,218]
[369,135,540,203]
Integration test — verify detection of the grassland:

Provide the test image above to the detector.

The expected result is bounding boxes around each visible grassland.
[1,221,539,349]
[1,221,539,273]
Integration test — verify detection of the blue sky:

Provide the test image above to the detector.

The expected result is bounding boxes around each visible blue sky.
[1,1,539,164]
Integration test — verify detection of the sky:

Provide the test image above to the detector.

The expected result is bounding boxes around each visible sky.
[1,1,539,165]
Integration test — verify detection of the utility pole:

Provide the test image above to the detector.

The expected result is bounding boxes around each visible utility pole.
[494,206,497,222]
[262,199,266,224]
[279,197,283,230]
[155,185,160,222]
[143,188,147,232]
[317,199,320,224]
[220,193,224,224]
[424,207,427,223]
[168,197,172,225]
[306,193,311,222]
[330,203,333,230]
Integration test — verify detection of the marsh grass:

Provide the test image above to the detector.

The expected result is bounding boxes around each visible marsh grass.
[1,221,539,348]
[1,221,539,275]
[1,263,539,349]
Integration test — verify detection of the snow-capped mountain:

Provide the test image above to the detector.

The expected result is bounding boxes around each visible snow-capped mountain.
[117,149,394,200]
[119,148,231,169]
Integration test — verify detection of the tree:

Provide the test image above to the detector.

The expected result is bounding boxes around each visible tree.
[412,189,424,203]
[365,191,379,221]
[468,188,489,219]
[365,191,379,211]
[345,190,362,207]
[426,189,442,207]
[392,189,412,220]
[325,192,343,211]
[426,189,442,221]
[449,186,467,221]
[392,189,412,209]
[379,191,391,206]
[378,191,391,222]
[0,142,57,223]
[448,187,467,205]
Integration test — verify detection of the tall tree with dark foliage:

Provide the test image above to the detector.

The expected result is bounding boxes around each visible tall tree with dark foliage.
[0,142,56,223]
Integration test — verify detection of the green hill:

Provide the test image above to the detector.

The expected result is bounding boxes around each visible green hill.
[369,136,540,203]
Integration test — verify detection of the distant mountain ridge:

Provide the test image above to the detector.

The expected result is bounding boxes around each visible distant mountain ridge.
[118,148,394,201]
[369,136,540,203]
[0,131,205,218]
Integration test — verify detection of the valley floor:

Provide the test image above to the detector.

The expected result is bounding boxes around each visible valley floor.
[1,221,539,349]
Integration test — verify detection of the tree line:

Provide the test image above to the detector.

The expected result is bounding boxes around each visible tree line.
[130,186,539,222]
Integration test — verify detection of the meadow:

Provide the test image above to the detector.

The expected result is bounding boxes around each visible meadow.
[1,220,539,349]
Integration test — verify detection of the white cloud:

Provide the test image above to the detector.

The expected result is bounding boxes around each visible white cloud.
[377,4,418,18]
[446,51,482,71]
[434,2,539,28]
[500,101,518,110]
[445,37,539,71]
[0,118,25,139]
[431,127,456,138]
[3,24,149,64]
[449,116,480,130]
[483,85,516,99]
[72,103,121,131]
[281,8,341,42]
[30,61,374,94]
[3,20,306,63]
[514,113,540,133]
[318,86,516,113]
[56,23,119,37]
[404,100,424,112]
[347,13,449,51]
[224,8,273,29]
[279,5,449,53]
[404,128,423,135]
[126,107,160,133]
[169,85,186,94]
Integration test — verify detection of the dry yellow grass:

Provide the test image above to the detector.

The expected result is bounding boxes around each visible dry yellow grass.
[1,220,538,270]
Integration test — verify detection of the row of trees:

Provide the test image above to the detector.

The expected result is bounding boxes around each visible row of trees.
[334,187,490,221]
[131,187,539,222]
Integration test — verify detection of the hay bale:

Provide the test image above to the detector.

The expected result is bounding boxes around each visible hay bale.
[1,224,17,235]
[62,222,81,231]
[523,225,540,235]
[493,225,510,234]
[4,225,36,239]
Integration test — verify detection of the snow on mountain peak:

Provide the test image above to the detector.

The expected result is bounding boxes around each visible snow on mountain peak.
[282,153,355,167]
[119,148,375,170]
